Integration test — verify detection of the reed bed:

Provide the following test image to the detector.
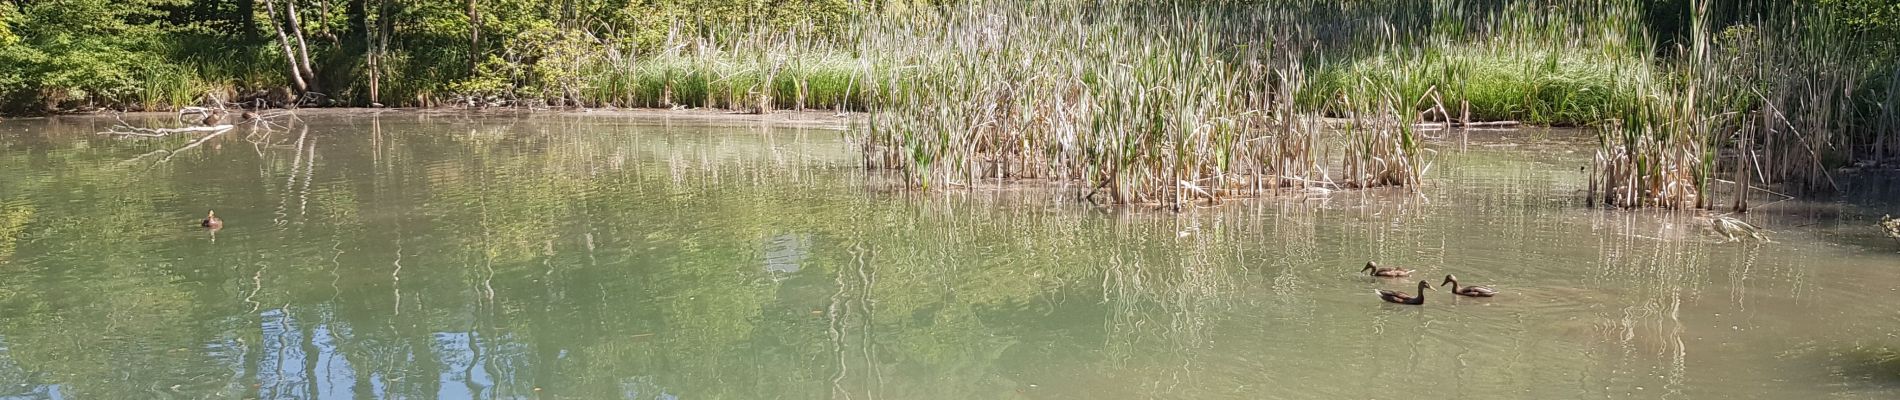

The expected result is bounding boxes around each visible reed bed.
[1589,87,1706,208]
[1588,1,1898,210]
[857,2,1426,209]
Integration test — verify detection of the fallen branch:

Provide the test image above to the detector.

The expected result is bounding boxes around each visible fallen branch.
[116,149,172,167]
[99,125,235,137]
[95,111,237,136]
[1709,178,1798,201]
[1413,120,1520,129]
[157,129,231,163]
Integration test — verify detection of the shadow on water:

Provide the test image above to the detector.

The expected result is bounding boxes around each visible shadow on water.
[1831,347,1900,389]
[0,114,1896,399]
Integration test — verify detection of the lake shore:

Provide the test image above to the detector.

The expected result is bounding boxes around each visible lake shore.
[24,106,862,130]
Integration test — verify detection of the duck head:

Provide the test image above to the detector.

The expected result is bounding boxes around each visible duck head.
[202,210,223,228]
[1440,274,1459,286]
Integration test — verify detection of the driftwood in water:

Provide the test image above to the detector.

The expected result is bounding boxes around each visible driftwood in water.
[98,112,236,137]
[113,128,233,167]
[97,114,237,166]
[100,125,235,137]
[1414,120,1521,129]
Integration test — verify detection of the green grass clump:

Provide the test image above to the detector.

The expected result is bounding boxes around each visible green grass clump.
[1306,45,1643,126]
[444,26,866,111]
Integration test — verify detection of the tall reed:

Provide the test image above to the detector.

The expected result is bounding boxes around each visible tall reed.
[857,2,1427,209]
[1589,0,1898,210]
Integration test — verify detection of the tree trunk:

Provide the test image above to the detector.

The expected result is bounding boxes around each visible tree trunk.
[1734,119,1754,213]
[366,0,381,105]
[368,0,396,105]
[348,0,368,48]
[238,0,259,40]
[366,51,379,106]
[263,0,309,92]
[1881,66,1899,161]
[285,0,320,92]
[467,0,481,76]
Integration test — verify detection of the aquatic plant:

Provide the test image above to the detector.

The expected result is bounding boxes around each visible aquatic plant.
[1590,0,1900,210]
[857,1,1427,209]
[1587,72,1704,209]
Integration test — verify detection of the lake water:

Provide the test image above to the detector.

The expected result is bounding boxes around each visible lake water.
[0,112,1897,399]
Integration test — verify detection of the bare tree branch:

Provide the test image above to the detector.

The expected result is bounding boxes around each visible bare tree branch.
[262,0,309,92]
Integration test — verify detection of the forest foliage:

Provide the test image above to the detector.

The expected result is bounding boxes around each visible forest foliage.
[0,0,864,113]
[0,0,1893,117]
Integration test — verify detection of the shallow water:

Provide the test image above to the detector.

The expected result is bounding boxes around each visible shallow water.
[0,113,1896,399]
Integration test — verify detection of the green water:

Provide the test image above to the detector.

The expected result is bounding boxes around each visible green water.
[0,113,1897,399]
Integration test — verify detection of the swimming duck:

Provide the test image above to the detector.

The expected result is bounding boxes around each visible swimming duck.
[202,112,223,126]
[1375,280,1433,305]
[1882,214,1899,242]
[1440,274,1498,297]
[1361,261,1414,277]
[201,210,223,229]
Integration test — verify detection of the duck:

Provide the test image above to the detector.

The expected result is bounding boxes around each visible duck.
[201,210,223,229]
[1440,274,1499,297]
[1375,280,1433,305]
[202,112,223,126]
[1882,214,1899,242]
[1361,261,1414,277]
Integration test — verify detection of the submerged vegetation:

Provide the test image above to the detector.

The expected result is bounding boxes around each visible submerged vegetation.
[0,0,1894,206]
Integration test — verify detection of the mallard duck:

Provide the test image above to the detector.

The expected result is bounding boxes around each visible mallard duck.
[201,210,223,229]
[1361,261,1414,277]
[1440,274,1498,297]
[1882,214,1899,242]
[1375,280,1433,305]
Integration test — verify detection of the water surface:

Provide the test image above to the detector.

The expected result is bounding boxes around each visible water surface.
[0,112,1897,399]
